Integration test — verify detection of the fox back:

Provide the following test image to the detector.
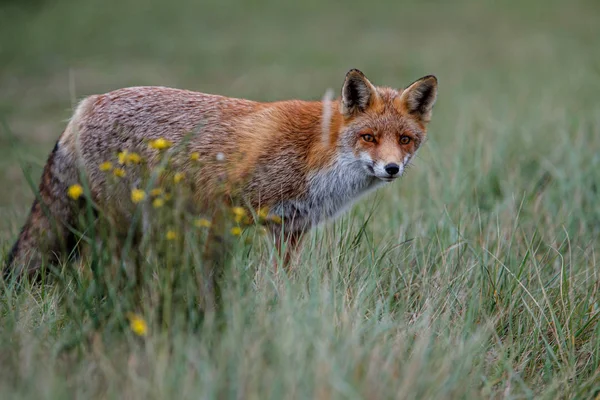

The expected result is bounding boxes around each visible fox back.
[5,69,438,277]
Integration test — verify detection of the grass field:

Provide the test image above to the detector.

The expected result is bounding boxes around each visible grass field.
[1,0,600,398]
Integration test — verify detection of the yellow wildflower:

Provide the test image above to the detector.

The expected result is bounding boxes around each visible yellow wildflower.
[148,138,172,150]
[150,188,164,197]
[258,207,269,219]
[99,161,113,172]
[131,189,146,204]
[173,172,185,184]
[113,168,126,178]
[127,152,142,164]
[118,150,129,165]
[232,207,246,217]
[166,230,178,240]
[230,226,242,236]
[118,150,143,165]
[194,218,212,228]
[163,193,173,201]
[67,184,84,200]
[126,313,148,337]
[234,214,244,223]
[190,152,200,161]
[269,215,282,224]
[152,198,164,208]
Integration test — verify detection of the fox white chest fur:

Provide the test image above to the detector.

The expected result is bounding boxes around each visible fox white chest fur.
[270,153,387,232]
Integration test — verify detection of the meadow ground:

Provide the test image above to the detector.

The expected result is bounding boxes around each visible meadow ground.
[1,0,600,398]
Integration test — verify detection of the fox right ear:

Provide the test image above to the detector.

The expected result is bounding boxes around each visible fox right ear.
[341,69,377,116]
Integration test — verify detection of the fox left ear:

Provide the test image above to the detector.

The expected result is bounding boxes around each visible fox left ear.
[399,75,438,122]
[341,69,378,117]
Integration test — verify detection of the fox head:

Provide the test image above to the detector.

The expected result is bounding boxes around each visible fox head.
[337,69,438,182]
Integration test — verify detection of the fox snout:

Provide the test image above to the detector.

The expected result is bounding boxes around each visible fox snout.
[372,160,405,181]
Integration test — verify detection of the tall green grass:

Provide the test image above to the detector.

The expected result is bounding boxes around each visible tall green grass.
[1,0,600,398]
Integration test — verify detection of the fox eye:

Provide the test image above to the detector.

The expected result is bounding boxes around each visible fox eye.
[361,133,375,143]
[399,136,411,145]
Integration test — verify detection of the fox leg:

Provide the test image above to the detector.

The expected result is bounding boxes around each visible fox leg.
[4,142,81,281]
[273,230,304,272]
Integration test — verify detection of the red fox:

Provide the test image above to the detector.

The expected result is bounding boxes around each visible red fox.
[5,69,437,278]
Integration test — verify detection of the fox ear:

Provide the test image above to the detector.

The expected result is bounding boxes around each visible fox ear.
[341,69,377,116]
[399,75,438,122]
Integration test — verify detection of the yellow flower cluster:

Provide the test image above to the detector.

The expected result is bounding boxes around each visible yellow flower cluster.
[224,206,283,237]
[231,206,282,225]
[194,218,212,228]
[149,187,172,208]
[232,206,247,223]
[84,139,285,244]
[99,161,113,171]
[173,172,185,184]
[67,184,84,200]
[131,189,146,203]
[126,312,148,337]
[148,138,172,150]
[113,168,126,178]
[258,207,269,219]
[97,150,145,178]
[152,198,165,208]
[97,140,187,187]
[118,150,142,165]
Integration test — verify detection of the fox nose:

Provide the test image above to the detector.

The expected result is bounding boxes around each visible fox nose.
[384,163,400,176]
